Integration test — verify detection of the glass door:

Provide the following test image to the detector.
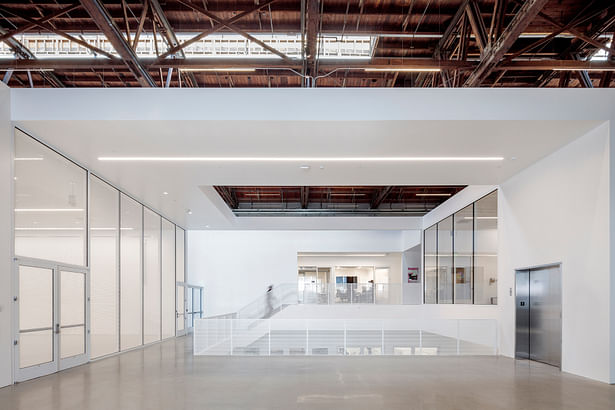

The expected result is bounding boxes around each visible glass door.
[176,284,186,336]
[14,258,89,382]
[58,266,88,370]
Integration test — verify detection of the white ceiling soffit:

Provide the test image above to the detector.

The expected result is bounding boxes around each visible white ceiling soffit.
[13,119,602,230]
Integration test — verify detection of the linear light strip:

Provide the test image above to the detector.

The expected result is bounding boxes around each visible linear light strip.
[98,156,504,162]
[15,208,85,212]
[16,227,134,231]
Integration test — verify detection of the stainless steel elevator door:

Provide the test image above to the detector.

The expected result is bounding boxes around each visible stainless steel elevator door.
[528,266,562,367]
[515,270,530,360]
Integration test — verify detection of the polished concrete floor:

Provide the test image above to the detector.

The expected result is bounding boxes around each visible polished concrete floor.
[0,336,614,410]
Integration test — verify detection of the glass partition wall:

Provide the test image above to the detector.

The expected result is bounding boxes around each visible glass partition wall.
[14,129,187,367]
[423,191,498,305]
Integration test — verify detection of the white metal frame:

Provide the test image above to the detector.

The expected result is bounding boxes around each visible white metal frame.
[13,256,90,382]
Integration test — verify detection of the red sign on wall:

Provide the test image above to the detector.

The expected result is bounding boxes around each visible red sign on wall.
[407,268,419,283]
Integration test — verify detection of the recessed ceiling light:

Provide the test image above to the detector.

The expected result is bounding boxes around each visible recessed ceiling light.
[299,165,311,170]
[186,209,193,215]
[205,225,210,228]
[14,157,44,161]
[163,191,169,195]
[98,156,504,162]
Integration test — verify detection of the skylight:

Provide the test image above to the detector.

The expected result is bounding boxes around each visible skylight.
[0,33,375,60]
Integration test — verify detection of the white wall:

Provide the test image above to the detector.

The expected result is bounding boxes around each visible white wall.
[424,123,613,383]
[0,82,12,387]
[499,123,612,383]
[187,230,403,316]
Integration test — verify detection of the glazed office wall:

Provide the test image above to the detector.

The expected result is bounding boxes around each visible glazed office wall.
[12,130,186,366]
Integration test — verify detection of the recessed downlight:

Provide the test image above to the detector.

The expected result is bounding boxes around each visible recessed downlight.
[163,191,169,195]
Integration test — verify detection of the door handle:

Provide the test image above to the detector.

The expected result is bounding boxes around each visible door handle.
[55,324,60,334]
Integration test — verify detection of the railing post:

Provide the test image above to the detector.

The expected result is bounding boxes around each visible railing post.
[268,319,271,356]
[456,320,460,356]
[306,320,309,356]
[230,320,233,356]
[343,321,347,355]
[381,322,384,355]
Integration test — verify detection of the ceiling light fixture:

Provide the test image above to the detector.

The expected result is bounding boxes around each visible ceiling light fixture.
[180,68,257,72]
[299,165,311,169]
[14,208,84,212]
[15,227,84,231]
[364,68,441,72]
[187,209,193,215]
[14,157,44,161]
[98,156,504,162]
[298,253,387,257]
[415,193,452,197]
[163,191,169,195]
[552,68,615,72]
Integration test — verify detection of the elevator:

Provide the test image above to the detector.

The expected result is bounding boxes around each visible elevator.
[515,264,562,368]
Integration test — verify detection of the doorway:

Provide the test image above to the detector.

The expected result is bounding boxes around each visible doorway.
[515,264,562,368]
[13,257,89,382]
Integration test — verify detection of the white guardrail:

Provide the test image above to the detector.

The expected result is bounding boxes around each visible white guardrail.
[194,319,497,356]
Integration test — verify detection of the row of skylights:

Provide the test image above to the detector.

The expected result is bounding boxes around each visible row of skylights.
[0,33,376,60]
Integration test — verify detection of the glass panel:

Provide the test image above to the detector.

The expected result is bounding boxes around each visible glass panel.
[19,265,53,331]
[60,326,85,359]
[120,194,143,350]
[437,216,453,304]
[14,129,87,266]
[60,270,85,358]
[60,271,85,326]
[143,208,161,344]
[474,191,498,305]
[20,330,53,368]
[424,226,437,304]
[177,286,185,331]
[162,219,175,339]
[176,227,185,282]
[193,288,201,316]
[89,176,119,358]
[454,205,473,304]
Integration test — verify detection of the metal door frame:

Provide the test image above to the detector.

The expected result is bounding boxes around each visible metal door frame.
[13,256,90,382]
[176,283,187,336]
[514,262,562,369]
